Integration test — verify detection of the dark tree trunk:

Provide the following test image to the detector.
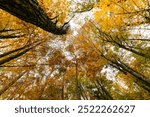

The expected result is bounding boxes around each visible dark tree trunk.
[0,41,43,65]
[75,60,81,100]
[0,0,68,35]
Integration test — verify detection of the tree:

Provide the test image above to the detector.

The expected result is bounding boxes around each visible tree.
[0,0,69,35]
[0,0,150,100]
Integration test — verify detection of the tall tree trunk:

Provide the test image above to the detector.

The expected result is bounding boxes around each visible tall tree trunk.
[0,71,26,96]
[93,23,150,59]
[0,41,43,65]
[109,59,150,92]
[0,0,68,35]
[75,60,80,99]
[79,83,88,100]
[61,76,65,100]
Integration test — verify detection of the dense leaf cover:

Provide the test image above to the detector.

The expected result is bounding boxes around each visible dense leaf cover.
[0,0,149,100]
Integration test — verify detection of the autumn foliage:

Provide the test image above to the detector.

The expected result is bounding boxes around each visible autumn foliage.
[0,0,150,100]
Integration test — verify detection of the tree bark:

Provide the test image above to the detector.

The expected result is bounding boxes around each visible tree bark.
[109,59,150,92]
[0,0,68,35]
[75,60,81,100]
[0,41,43,65]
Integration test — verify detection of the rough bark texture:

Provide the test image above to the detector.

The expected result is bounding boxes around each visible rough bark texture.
[0,0,68,35]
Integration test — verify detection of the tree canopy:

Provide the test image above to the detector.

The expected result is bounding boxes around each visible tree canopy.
[0,0,150,100]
